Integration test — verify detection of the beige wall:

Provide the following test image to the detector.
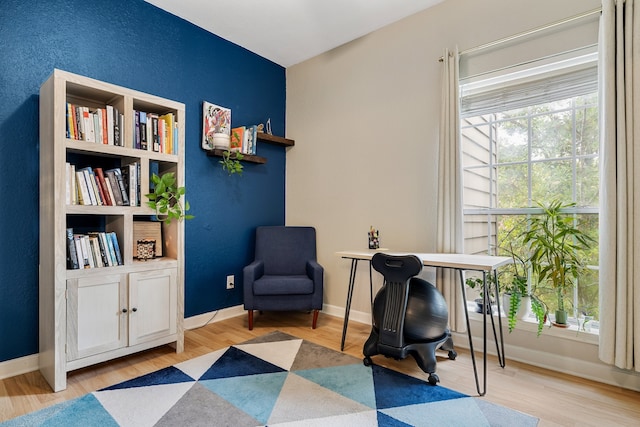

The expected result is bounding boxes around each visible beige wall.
[286,0,600,313]
[282,0,640,391]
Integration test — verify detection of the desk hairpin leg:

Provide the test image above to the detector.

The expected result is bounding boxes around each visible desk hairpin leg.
[341,257,375,352]
[458,269,506,396]
[341,258,358,351]
[492,270,506,368]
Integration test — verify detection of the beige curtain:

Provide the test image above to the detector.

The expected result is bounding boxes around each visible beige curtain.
[599,0,640,372]
[437,48,465,332]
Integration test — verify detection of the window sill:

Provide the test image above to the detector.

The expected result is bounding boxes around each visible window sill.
[466,302,599,345]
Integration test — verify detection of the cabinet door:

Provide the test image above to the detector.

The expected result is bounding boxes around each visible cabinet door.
[67,274,127,361]
[128,268,177,346]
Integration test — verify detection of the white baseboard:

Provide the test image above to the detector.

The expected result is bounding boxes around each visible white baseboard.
[0,353,39,381]
[183,305,246,329]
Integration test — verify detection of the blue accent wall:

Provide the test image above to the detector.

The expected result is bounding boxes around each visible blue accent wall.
[0,0,286,362]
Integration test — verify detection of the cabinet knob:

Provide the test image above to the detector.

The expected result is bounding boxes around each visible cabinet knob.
[122,308,127,313]
[132,307,138,312]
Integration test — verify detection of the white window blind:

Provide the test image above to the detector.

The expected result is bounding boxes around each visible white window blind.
[460,54,597,118]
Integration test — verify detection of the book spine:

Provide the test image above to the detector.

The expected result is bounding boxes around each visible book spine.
[66,228,79,270]
[75,170,90,205]
[139,111,148,150]
[94,168,112,206]
[134,110,140,149]
[112,168,130,206]
[110,232,123,266]
[104,171,123,206]
[98,232,114,266]
[106,105,114,145]
[74,235,89,269]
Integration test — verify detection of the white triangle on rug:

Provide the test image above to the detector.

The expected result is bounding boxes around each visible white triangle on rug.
[268,409,379,426]
[381,397,490,427]
[94,382,194,427]
[235,338,303,370]
[268,371,371,424]
[174,347,228,380]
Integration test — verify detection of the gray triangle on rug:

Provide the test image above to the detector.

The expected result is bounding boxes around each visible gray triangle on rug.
[2,331,539,427]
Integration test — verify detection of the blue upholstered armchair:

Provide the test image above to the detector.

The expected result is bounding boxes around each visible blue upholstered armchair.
[243,226,324,330]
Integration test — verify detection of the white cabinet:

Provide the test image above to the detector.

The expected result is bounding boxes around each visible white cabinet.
[129,269,178,345]
[39,69,185,391]
[65,269,178,366]
[66,274,127,361]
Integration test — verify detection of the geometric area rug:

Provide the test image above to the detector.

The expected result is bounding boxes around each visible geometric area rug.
[1,331,538,426]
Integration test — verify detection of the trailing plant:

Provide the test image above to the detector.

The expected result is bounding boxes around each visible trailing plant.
[220,150,244,175]
[145,172,193,224]
[466,237,549,335]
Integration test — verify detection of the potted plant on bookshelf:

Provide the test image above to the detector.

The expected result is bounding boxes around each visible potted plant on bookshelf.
[145,172,193,224]
[520,199,594,328]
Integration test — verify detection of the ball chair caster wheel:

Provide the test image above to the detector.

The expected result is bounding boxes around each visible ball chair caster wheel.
[427,373,439,385]
[448,350,457,360]
[363,357,373,367]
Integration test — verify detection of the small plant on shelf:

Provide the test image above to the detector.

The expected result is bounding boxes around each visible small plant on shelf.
[220,150,244,175]
[145,172,193,224]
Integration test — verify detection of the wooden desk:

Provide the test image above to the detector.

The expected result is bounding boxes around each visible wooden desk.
[336,250,512,396]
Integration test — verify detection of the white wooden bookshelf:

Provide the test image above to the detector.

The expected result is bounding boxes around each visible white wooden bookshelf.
[39,69,185,391]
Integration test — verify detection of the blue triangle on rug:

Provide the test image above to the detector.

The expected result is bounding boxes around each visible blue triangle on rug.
[199,345,286,381]
[371,363,467,409]
[1,331,539,427]
[101,366,195,390]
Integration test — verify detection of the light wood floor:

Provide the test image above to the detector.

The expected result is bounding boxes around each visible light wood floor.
[2,312,639,425]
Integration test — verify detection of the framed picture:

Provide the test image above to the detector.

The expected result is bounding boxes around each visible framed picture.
[133,221,163,258]
[202,101,231,150]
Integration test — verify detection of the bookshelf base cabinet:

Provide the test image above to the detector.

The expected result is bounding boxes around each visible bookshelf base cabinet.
[39,69,185,392]
[65,269,179,371]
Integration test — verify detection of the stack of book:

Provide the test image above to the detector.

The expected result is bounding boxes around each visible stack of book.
[66,228,123,270]
[66,163,140,207]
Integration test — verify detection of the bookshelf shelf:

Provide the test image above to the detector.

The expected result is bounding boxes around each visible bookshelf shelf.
[39,69,185,392]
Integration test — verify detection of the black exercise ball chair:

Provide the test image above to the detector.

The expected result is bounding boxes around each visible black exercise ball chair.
[363,253,456,385]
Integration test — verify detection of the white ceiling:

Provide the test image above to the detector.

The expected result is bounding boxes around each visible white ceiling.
[144,0,444,67]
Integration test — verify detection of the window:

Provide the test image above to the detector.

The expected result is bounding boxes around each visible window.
[460,56,600,331]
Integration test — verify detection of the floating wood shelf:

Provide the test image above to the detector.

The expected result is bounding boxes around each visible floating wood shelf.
[206,149,267,164]
[256,132,295,147]
[205,133,295,164]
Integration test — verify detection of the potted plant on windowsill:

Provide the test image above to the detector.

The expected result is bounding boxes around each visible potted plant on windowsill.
[464,271,499,315]
[520,199,594,328]
[145,172,194,224]
[498,247,548,335]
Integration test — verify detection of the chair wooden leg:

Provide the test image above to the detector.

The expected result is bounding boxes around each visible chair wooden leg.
[248,310,254,330]
[312,309,319,329]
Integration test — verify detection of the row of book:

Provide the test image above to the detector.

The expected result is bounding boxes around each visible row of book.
[66,103,125,146]
[230,125,258,155]
[133,110,179,154]
[66,228,123,270]
[65,102,179,155]
[66,163,140,207]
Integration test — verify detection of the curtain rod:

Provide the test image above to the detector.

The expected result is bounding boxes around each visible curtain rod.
[439,7,601,61]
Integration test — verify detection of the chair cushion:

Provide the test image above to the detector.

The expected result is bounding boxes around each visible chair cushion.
[253,275,314,296]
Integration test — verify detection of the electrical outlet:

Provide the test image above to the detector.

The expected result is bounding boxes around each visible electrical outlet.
[226,275,234,290]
